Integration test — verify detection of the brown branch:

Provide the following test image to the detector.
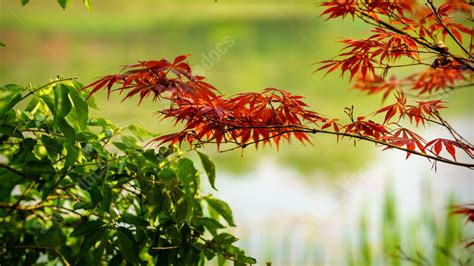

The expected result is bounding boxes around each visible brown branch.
[207,122,474,169]
[357,8,474,71]
[0,163,33,180]
[9,245,70,266]
[0,202,83,217]
[426,0,472,58]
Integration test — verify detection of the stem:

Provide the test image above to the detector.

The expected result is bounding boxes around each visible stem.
[9,245,70,266]
[0,163,33,180]
[214,123,474,169]
[20,77,77,101]
[358,10,473,71]
[426,0,472,58]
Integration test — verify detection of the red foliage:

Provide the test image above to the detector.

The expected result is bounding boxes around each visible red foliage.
[85,55,326,149]
[84,0,473,252]
[424,138,460,160]
[85,0,473,169]
[353,74,398,101]
[385,128,426,159]
[318,0,472,96]
[406,67,466,95]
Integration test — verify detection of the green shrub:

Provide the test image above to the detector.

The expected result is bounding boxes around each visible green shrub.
[0,79,255,265]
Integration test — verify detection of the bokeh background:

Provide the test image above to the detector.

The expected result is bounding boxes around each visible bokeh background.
[1,0,473,265]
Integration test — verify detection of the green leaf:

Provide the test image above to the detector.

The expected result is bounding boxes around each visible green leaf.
[127,124,153,141]
[112,142,128,152]
[64,142,79,168]
[57,0,69,9]
[177,158,198,197]
[197,151,217,190]
[0,169,22,199]
[83,0,93,11]
[22,158,56,177]
[236,255,257,264]
[41,177,57,200]
[175,197,189,225]
[121,135,140,149]
[143,149,160,164]
[41,94,55,114]
[53,84,72,131]
[93,245,105,265]
[71,220,104,237]
[59,119,76,144]
[36,226,65,248]
[117,227,137,263]
[41,135,62,160]
[88,117,115,128]
[11,138,37,165]
[68,86,89,131]
[212,233,238,245]
[158,167,175,181]
[0,84,22,119]
[73,201,92,210]
[77,252,94,266]
[193,217,224,230]
[122,214,149,228]
[88,186,103,208]
[206,197,235,227]
[101,185,111,212]
[117,156,127,174]
[0,125,23,139]
[80,227,109,253]
[0,41,6,47]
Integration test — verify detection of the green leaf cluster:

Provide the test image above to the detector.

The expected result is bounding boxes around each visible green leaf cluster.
[0,79,255,265]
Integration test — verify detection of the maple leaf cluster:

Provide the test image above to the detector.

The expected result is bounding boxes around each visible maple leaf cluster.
[84,4,473,248]
[319,0,472,96]
[85,0,473,170]
[316,0,473,166]
[86,55,326,150]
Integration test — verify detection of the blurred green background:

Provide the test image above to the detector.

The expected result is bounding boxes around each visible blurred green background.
[2,0,472,175]
[1,1,473,265]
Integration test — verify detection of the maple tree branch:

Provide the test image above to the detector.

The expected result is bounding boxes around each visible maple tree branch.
[432,111,474,157]
[426,0,472,58]
[388,10,436,43]
[402,82,473,100]
[211,121,474,169]
[357,9,474,71]
[313,129,471,168]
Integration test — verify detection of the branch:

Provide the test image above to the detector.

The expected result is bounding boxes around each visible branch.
[210,122,474,169]
[0,163,33,180]
[426,0,472,58]
[20,77,77,101]
[9,245,71,266]
[357,9,473,71]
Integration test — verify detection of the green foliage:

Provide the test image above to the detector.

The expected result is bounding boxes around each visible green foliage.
[0,79,255,265]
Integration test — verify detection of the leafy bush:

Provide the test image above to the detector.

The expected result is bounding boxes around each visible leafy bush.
[0,79,255,265]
